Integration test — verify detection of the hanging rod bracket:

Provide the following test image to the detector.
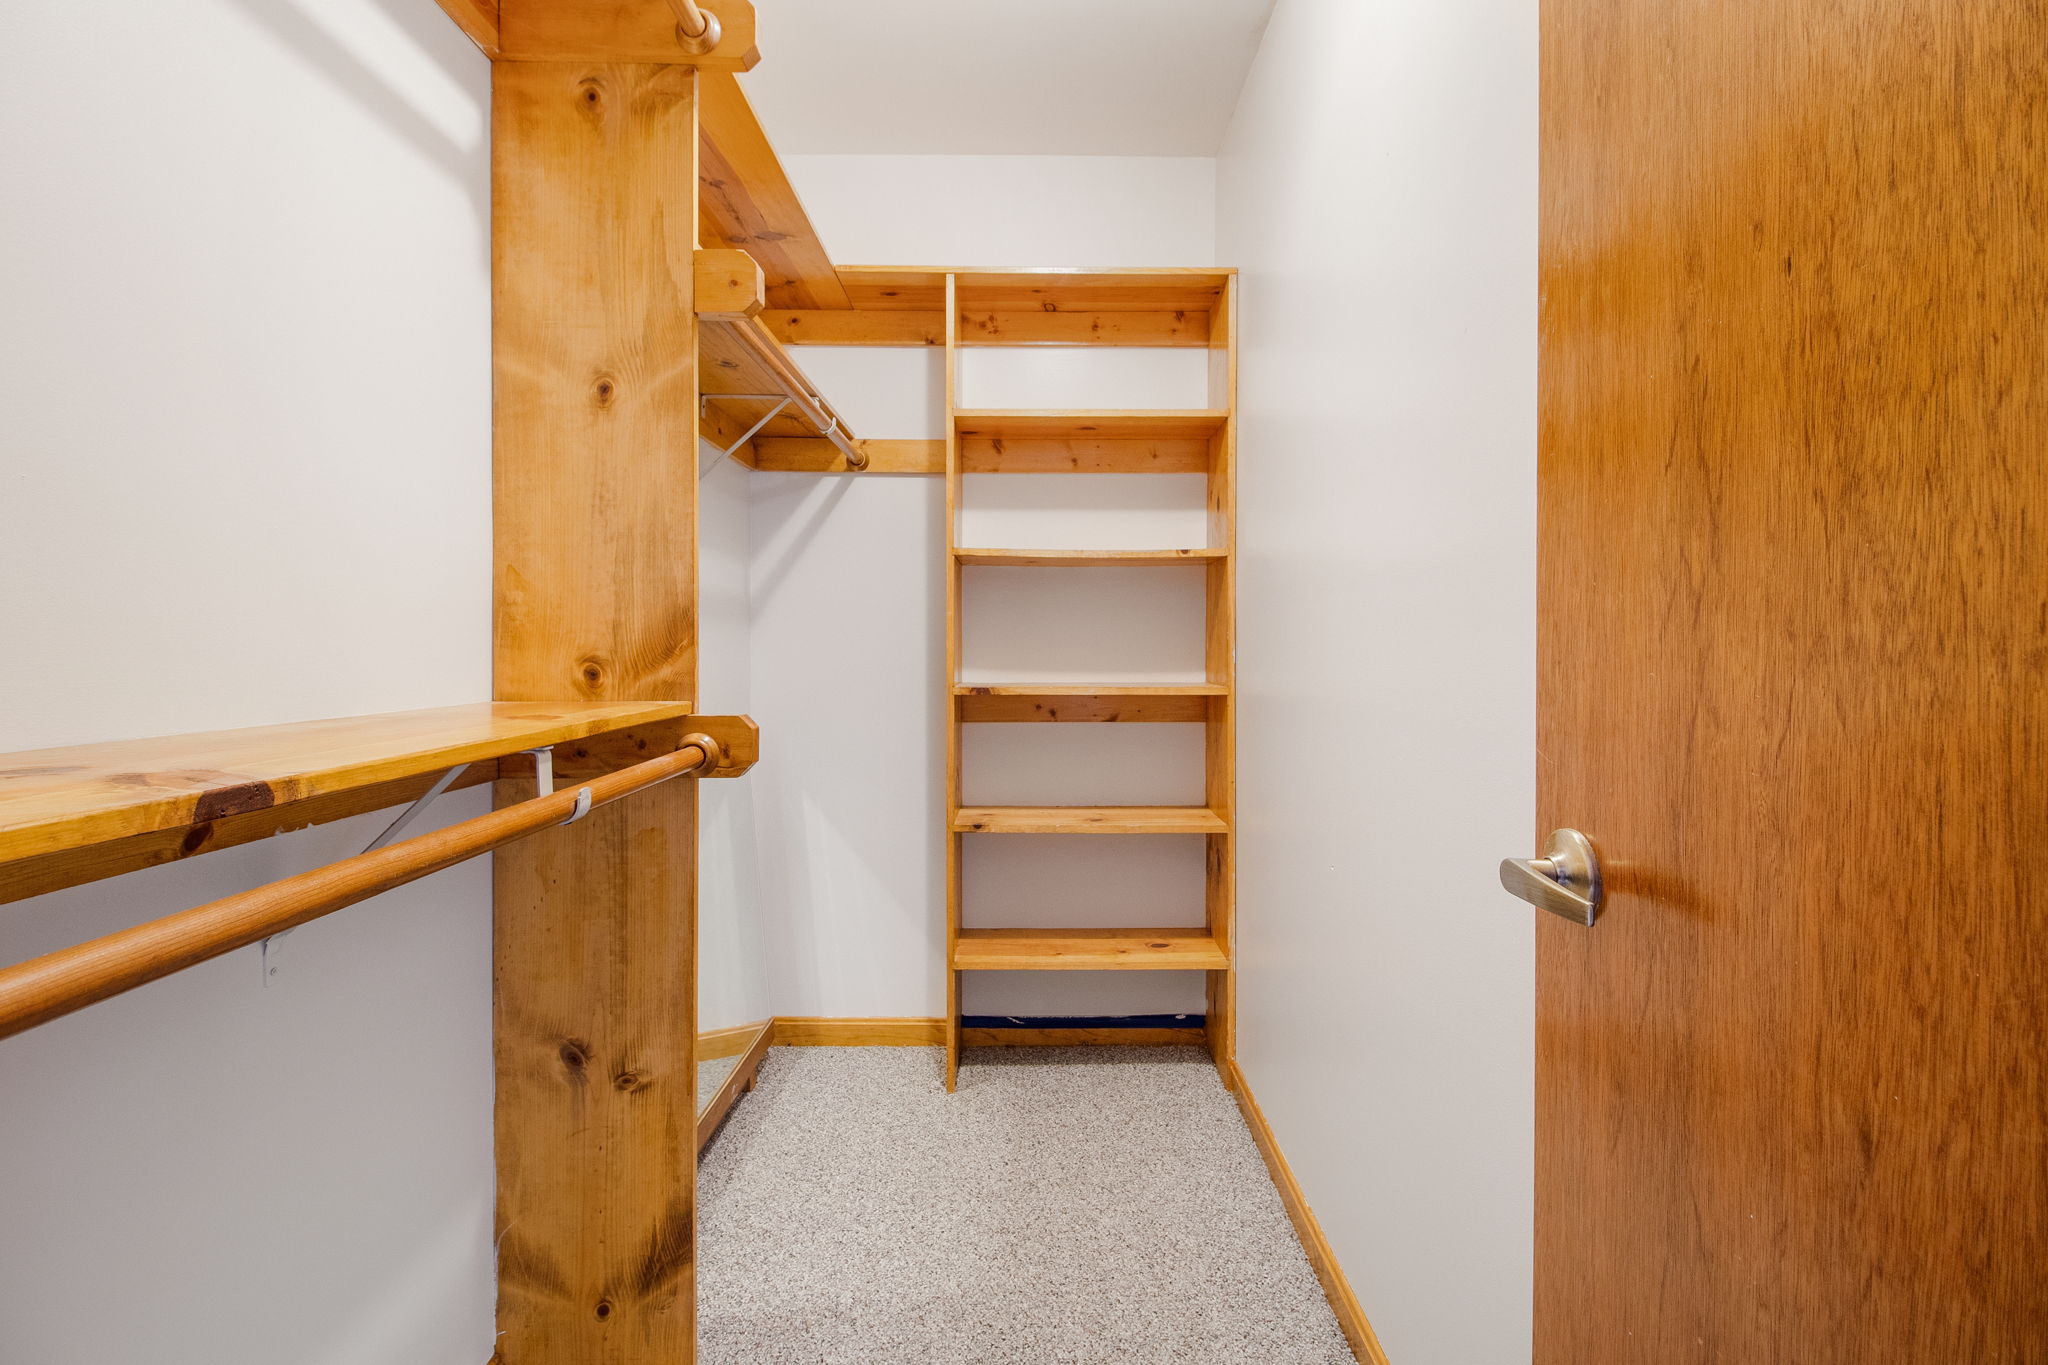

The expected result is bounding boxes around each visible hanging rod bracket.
[363,764,470,856]
[261,724,746,981]
[718,397,789,461]
[265,760,469,985]
[515,744,593,824]
[525,746,554,797]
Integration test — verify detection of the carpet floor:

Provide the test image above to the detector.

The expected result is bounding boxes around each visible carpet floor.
[697,1046,1356,1364]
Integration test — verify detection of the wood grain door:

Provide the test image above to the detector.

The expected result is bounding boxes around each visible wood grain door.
[1536,1,2048,1360]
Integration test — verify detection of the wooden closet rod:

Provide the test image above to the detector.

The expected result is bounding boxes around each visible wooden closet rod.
[728,316,870,470]
[0,735,725,1043]
[666,0,722,53]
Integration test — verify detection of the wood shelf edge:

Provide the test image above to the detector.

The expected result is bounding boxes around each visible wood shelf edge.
[950,806,1231,835]
[953,928,1230,971]
[953,685,1230,695]
[0,703,758,903]
[954,548,1228,566]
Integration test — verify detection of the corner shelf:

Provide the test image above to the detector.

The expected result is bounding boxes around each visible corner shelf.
[953,928,1229,972]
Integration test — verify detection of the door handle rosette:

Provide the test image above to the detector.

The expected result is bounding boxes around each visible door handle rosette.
[1500,828,1603,926]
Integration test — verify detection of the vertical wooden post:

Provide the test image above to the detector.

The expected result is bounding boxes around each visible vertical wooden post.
[942,274,962,1092]
[491,60,701,1365]
[1205,277,1238,1077]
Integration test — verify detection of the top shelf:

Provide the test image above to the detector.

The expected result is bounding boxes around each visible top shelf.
[0,702,695,867]
[770,267,1236,349]
[688,61,1238,350]
[843,266,1233,313]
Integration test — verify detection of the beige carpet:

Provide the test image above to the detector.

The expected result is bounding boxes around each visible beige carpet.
[697,1046,1356,1364]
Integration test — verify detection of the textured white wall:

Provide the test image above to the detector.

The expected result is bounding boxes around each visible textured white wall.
[746,156,1217,1019]
[1216,0,1538,1361]
[0,0,494,1360]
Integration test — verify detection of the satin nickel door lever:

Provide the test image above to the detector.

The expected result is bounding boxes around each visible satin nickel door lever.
[1500,828,1603,926]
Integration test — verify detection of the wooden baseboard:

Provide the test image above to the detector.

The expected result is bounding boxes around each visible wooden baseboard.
[772,1016,945,1046]
[700,1019,772,1061]
[961,1026,1207,1047]
[769,1017,1217,1048]
[1223,1061,1392,1365]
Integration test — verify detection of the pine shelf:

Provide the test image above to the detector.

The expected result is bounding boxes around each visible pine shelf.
[951,806,1230,835]
[954,409,1228,473]
[953,409,1229,438]
[0,702,697,865]
[954,686,1226,723]
[794,267,1234,349]
[953,928,1229,972]
[0,702,739,906]
[954,548,1225,567]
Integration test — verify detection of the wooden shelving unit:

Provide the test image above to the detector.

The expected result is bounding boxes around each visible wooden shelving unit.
[942,268,1238,1091]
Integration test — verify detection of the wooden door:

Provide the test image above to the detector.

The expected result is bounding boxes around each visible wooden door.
[1537,2,2048,1360]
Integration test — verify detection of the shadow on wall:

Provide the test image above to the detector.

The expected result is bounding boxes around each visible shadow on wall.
[223,0,488,231]
[745,471,950,1017]
[749,474,859,608]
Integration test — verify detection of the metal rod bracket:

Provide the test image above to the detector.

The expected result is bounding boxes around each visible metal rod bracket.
[265,760,469,985]
[720,397,789,460]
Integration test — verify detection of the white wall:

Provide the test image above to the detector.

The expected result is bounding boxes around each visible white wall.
[779,155,1214,264]
[1216,1,1537,1362]
[745,156,1217,1019]
[697,447,773,1032]
[0,0,494,1360]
